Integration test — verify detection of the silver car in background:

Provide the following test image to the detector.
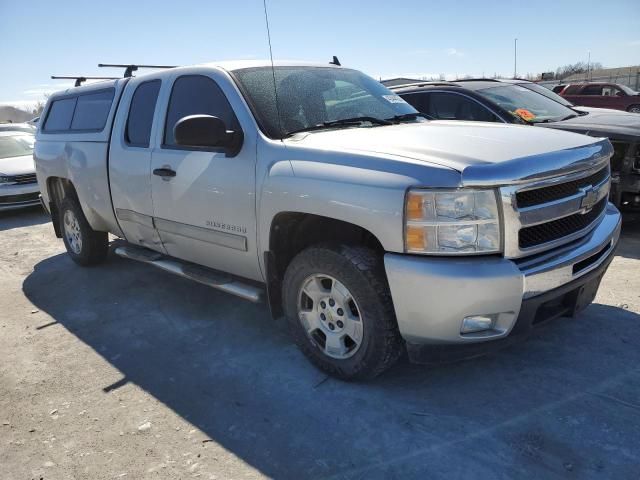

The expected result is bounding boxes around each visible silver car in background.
[0,131,40,211]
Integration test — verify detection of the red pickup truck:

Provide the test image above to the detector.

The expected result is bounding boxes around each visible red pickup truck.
[559,83,640,113]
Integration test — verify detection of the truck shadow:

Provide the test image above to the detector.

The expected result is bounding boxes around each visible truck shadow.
[0,205,48,231]
[22,250,640,479]
[617,212,640,260]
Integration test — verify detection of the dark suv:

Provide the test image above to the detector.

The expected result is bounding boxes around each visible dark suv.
[386,78,640,210]
[558,83,640,113]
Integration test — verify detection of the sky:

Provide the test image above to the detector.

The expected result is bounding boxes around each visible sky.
[1,0,639,110]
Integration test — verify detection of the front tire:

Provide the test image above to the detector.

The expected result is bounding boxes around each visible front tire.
[282,245,403,380]
[627,104,640,114]
[59,197,109,266]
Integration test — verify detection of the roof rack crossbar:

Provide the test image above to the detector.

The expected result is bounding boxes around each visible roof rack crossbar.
[388,81,460,89]
[98,63,177,78]
[51,75,120,87]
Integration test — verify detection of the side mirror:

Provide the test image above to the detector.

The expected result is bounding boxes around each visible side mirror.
[173,114,243,156]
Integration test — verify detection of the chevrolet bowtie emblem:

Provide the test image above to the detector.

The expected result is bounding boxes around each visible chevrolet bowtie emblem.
[580,185,599,211]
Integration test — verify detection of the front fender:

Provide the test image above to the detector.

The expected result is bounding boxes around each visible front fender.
[256,144,461,274]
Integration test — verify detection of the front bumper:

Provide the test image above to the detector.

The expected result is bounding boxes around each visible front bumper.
[0,183,41,211]
[384,203,621,350]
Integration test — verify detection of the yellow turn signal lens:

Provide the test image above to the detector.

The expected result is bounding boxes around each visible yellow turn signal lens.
[406,192,424,221]
[406,225,426,251]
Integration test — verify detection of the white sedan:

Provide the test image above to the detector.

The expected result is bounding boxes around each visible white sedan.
[0,131,40,211]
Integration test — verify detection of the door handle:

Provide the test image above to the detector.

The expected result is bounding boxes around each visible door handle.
[153,168,177,178]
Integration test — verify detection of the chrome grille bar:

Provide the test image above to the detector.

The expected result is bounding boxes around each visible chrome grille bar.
[500,163,611,258]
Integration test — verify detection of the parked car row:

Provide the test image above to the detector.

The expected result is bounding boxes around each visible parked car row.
[386,78,640,210]
[31,60,622,378]
[554,82,640,113]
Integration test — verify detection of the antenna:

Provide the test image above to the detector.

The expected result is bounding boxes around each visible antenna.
[330,56,341,66]
[98,63,177,78]
[262,0,284,138]
[51,75,120,87]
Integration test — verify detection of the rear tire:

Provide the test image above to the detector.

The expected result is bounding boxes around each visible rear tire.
[627,104,640,114]
[59,197,109,266]
[282,244,403,380]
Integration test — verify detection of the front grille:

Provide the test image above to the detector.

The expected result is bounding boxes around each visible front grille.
[10,173,37,185]
[519,197,607,249]
[0,192,40,204]
[516,166,609,208]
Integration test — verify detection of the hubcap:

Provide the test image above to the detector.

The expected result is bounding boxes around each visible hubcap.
[298,274,363,359]
[63,210,82,254]
[630,107,640,113]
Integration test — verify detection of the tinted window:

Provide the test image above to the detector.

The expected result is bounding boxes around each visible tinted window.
[71,90,115,130]
[400,92,430,114]
[562,85,582,95]
[427,92,499,122]
[581,85,603,96]
[126,80,161,147]
[43,97,77,131]
[164,75,239,147]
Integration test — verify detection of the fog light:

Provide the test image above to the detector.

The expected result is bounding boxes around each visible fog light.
[461,315,496,334]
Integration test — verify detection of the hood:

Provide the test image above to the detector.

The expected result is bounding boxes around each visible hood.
[0,154,35,176]
[573,106,623,114]
[286,121,608,184]
[542,108,640,139]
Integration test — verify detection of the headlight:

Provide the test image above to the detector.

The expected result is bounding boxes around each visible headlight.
[405,188,502,254]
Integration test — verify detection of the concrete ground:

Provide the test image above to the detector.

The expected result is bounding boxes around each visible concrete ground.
[1,206,639,480]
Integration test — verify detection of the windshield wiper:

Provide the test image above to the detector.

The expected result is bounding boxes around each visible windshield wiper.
[286,116,391,136]
[385,112,432,123]
[533,113,580,124]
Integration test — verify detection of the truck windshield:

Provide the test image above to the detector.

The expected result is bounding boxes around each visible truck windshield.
[0,133,34,159]
[232,66,420,138]
[476,84,577,123]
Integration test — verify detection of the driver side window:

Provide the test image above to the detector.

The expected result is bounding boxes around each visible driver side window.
[164,75,240,147]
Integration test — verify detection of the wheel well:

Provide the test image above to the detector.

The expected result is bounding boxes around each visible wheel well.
[46,177,79,238]
[265,212,384,318]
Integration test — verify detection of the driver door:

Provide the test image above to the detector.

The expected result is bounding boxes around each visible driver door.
[150,73,261,281]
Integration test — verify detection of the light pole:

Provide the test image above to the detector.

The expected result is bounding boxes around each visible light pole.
[514,38,518,79]
[587,50,591,81]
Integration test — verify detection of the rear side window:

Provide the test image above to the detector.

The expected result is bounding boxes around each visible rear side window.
[43,97,77,131]
[562,85,581,95]
[126,80,161,147]
[581,85,603,96]
[401,92,430,113]
[164,75,239,147]
[71,90,115,130]
[43,89,115,133]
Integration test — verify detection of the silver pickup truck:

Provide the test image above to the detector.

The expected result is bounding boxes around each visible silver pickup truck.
[35,61,621,379]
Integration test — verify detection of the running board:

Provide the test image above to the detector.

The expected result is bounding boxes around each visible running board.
[114,245,264,303]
